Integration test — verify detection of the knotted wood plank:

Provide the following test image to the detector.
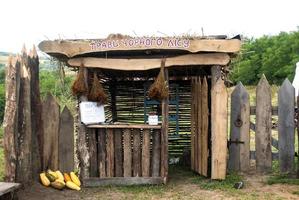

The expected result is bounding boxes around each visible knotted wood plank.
[142,129,150,177]
[278,79,295,173]
[59,107,74,173]
[255,75,272,173]
[211,66,228,180]
[228,82,250,172]
[88,129,98,177]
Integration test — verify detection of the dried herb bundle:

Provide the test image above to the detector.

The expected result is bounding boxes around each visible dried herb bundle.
[71,66,87,96]
[148,59,169,100]
[88,72,108,104]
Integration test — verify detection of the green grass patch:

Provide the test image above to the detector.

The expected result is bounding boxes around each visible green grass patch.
[267,174,299,185]
[191,172,243,191]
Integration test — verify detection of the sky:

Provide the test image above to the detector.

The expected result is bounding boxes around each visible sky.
[0,0,298,53]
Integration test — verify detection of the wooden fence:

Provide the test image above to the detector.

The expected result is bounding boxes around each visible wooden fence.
[228,75,296,174]
[3,48,74,183]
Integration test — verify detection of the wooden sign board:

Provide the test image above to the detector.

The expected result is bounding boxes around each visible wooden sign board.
[79,102,105,125]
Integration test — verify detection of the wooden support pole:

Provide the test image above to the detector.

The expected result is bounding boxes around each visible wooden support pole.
[3,57,20,182]
[190,78,195,171]
[211,66,228,180]
[77,68,90,179]
[161,68,169,183]
[201,77,209,176]
[197,77,202,174]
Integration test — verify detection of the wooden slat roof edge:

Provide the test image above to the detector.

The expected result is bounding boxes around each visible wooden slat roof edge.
[67,53,231,71]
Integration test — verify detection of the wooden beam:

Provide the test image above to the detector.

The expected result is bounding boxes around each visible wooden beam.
[68,53,231,71]
[39,38,241,58]
[87,124,161,129]
[211,66,228,180]
[83,177,163,186]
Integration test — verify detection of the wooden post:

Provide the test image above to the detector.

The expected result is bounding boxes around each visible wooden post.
[161,68,169,183]
[98,129,106,177]
[59,107,75,173]
[211,66,228,180]
[114,128,123,177]
[194,78,199,173]
[201,76,209,177]
[28,47,42,179]
[42,94,60,170]
[142,129,150,177]
[123,128,132,177]
[3,56,20,182]
[17,50,33,182]
[228,82,250,172]
[77,67,90,179]
[255,75,272,173]
[278,79,295,173]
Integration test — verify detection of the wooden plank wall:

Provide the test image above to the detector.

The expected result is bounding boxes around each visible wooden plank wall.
[87,128,162,180]
[228,76,296,174]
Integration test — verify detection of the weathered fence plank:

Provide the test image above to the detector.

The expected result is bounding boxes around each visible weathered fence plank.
[255,75,272,173]
[278,79,295,173]
[88,129,98,177]
[190,78,195,171]
[133,129,141,177]
[106,129,114,177]
[59,107,74,173]
[29,48,42,179]
[98,129,106,177]
[142,129,150,177]
[114,129,123,177]
[42,94,60,171]
[123,129,132,177]
[193,77,199,173]
[3,57,20,182]
[151,130,161,177]
[211,66,228,180]
[17,51,33,182]
[228,82,250,172]
[201,76,209,177]
[197,77,202,174]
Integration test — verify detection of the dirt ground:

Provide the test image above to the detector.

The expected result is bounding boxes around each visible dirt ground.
[16,166,299,200]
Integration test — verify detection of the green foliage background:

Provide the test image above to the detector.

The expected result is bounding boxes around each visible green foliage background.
[231,30,299,85]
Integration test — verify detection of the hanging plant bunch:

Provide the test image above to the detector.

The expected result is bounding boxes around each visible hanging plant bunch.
[71,66,87,96]
[88,72,108,104]
[148,59,169,101]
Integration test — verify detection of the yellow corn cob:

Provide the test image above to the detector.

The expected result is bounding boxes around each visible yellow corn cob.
[50,179,65,190]
[70,172,81,187]
[66,181,81,191]
[55,170,64,182]
[40,173,50,187]
[64,173,71,182]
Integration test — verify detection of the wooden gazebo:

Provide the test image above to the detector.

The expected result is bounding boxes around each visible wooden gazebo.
[39,34,241,186]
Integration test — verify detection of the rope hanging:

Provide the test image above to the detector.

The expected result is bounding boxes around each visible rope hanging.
[71,65,87,96]
[148,58,169,101]
[88,72,108,104]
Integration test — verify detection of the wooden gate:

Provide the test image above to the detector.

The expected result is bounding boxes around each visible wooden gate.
[190,76,209,177]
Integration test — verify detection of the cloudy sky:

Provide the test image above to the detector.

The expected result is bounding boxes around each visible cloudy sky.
[0,0,298,52]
